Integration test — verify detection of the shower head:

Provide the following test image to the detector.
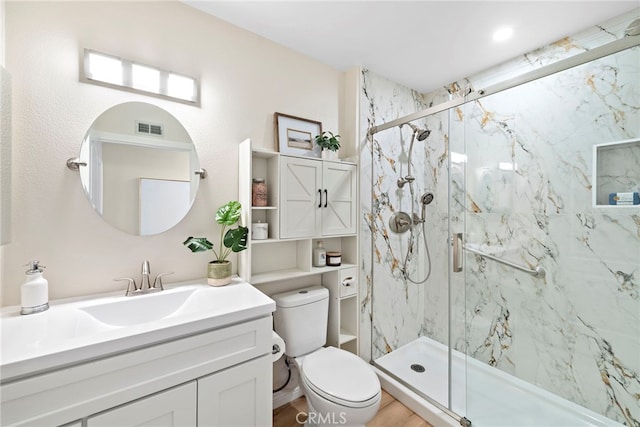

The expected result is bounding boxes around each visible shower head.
[406,123,431,141]
[420,192,434,222]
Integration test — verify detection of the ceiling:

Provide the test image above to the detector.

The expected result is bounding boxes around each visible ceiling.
[184,1,639,94]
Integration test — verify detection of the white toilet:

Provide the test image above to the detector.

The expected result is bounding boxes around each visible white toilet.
[273,286,381,426]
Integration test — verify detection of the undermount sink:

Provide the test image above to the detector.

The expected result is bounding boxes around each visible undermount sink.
[79,286,198,327]
[0,278,275,383]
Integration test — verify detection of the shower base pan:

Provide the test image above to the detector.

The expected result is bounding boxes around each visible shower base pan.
[374,336,620,426]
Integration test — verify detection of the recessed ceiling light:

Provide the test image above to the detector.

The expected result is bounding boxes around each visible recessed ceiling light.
[493,27,513,42]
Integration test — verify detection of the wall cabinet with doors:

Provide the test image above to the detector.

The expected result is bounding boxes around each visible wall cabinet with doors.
[280,155,357,239]
[238,139,359,355]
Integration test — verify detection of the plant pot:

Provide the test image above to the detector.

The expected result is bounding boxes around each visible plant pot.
[321,149,339,160]
[207,260,232,286]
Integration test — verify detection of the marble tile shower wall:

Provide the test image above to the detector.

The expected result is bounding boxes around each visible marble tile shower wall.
[359,9,639,425]
[359,70,451,364]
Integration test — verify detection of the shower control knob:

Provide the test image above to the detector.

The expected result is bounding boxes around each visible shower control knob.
[389,212,412,234]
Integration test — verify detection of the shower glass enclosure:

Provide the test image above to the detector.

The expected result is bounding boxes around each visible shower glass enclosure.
[362,11,639,427]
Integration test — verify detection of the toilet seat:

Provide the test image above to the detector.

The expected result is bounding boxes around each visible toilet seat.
[301,347,381,408]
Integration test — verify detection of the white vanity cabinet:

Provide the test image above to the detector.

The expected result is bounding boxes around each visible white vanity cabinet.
[87,382,197,427]
[280,156,357,239]
[87,353,272,427]
[1,315,273,427]
[198,353,271,426]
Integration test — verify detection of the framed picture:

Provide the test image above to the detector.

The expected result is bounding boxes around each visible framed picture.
[275,112,323,158]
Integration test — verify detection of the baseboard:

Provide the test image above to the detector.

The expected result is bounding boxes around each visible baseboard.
[273,385,304,409]
[273,361,304,409]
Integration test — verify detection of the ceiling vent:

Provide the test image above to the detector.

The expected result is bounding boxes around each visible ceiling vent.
[136,121,163,136]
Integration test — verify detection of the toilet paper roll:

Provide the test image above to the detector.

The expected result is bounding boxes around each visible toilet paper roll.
[272,331,286,362]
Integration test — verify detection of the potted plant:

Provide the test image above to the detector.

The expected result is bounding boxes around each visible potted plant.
[183,200,248,286]
[315,131,341,160]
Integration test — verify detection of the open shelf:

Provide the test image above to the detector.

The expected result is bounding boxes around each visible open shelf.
[339,330,358,345]
[250,268,315,285]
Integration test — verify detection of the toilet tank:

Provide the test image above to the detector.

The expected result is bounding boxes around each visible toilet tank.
[272,286,329,357]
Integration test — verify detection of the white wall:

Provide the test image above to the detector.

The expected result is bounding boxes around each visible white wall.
[0,0,5,67]
[0,0,8,301]
[1,1,342,305]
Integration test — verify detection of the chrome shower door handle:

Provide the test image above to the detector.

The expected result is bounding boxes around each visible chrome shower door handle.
[452,233,463,273]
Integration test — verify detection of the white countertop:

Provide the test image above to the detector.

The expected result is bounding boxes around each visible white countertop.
[0,277,275,383]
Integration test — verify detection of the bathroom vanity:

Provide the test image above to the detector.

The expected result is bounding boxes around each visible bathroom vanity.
[0,278,275,426]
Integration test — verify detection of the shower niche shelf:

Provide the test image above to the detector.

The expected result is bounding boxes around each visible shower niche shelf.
[592,138,640,207]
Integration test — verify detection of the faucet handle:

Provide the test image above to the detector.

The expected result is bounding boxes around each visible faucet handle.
[114,277,138,296]
[153,272,174,291]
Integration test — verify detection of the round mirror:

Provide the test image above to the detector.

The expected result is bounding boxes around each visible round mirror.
[77,102,200,236]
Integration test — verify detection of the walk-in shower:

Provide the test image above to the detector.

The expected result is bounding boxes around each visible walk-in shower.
[361,9,639,427]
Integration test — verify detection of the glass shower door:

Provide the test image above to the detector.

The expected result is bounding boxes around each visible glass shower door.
[460,46,640,426]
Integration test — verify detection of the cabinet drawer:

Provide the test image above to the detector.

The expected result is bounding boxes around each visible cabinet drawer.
[339,268,357,298]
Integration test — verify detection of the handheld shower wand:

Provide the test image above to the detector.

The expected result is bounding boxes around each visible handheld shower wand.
[420,192,434,222]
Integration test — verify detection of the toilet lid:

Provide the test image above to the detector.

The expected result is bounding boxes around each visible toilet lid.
[302,347,380,407]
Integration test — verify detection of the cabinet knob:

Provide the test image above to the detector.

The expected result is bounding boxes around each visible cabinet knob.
[342,277,354,287]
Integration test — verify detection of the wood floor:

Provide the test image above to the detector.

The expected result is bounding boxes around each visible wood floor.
[273,389,433,427]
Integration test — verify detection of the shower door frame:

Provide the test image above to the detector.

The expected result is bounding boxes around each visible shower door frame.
[368,33,639,138]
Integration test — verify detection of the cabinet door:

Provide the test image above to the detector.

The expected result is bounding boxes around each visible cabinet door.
[87,382,196,427]
[198,354,271,427]
[322,162,357,235]
[280,156,322,238]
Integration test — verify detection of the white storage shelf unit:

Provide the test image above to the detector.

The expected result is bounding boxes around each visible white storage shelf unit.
[238,139,359,355]
[239,139,358,285]
[323,267,359,354]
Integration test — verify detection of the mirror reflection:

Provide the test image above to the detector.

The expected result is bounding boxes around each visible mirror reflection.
[78,102,200,236]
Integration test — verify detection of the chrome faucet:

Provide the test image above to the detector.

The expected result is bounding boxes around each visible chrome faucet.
[141,260,152,291]
[114,261,174,296]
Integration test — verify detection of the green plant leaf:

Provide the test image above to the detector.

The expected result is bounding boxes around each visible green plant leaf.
[315,131,340,151]
[223,226,249,253]
[216,201,242,226]
[183,236,214,253]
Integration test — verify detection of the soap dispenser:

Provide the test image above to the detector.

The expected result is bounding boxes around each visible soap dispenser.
[313,241,327,267]
[21,261,49,315]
